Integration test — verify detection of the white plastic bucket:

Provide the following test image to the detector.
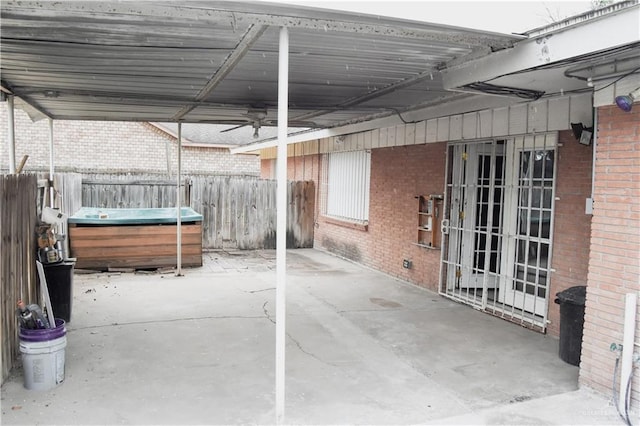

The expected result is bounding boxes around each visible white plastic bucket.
[20,335,66,391]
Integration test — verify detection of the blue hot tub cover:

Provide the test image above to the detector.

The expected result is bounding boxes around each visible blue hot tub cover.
[68,207,203,225]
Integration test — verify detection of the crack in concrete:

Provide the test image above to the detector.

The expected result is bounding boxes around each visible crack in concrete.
[262,300,333,366]
[262,301,276,324]
[69,315,265,331]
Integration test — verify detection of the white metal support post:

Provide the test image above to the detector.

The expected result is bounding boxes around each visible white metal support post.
[49,118,55,207]
[7,95,16,173]
[176,122,183,276]
[275,26,289,425]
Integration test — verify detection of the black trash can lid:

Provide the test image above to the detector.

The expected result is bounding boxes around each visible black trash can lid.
[555,285,587,306]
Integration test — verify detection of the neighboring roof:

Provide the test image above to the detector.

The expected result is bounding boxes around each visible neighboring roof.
[150,122,305,146]
[0,1,521,136]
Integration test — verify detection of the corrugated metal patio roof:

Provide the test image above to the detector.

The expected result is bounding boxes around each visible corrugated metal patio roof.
[0,1,522,135]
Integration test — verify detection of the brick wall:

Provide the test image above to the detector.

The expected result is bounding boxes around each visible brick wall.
[273,134,597,316]
[371,144,447,289]
[0,107,259,175]
[580,105,640,402]
[311,143,447,291]
[548,130,594,336]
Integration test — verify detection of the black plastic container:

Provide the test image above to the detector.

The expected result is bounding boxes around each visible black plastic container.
[554,285,587,366]
[42,261,75,322]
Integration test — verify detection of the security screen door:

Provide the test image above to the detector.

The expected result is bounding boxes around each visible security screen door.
[441,136,557,329]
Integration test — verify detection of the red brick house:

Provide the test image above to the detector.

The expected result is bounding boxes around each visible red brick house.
[1,0,638,413]
[242,2,640,407]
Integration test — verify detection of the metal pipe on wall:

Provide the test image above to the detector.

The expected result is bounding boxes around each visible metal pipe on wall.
[176,122,183,276]
[49,118,55,207]
[166,137,172,178]
[7,95,16,173]
[619,292,637,414]
[275,26,289,425]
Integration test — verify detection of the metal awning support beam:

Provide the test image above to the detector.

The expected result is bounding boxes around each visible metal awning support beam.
[291,68,448,123]
[176,122,183,277]
[275,26,289,425]
[442,5,640,90]
[172,24,268,121]
[48,118,54,207]
[7,95,16,173]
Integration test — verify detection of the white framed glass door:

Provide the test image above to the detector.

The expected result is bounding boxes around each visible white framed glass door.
[442,141,505,304]
[499,138,556,317]
[441,135,557,329]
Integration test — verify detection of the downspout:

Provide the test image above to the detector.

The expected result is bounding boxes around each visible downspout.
[7,95,16,173]
[589,108,597,213]
[166,136,172,178]
[619,293,637,415]
[176,122,182,276]
[275,26,289,425]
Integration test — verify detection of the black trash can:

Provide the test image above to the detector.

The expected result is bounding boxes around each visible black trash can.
[554,285,587,366]
[42,261,75,322]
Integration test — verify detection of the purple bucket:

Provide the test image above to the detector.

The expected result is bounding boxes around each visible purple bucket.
[19,319,66,342]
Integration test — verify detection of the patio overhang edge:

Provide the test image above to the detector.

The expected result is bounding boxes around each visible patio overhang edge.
[442,4,640,91]
[229,92,527,154]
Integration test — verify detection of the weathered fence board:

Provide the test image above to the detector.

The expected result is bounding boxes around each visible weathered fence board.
[289,180,315,248]
[1,174,38,384]
[52,173,83,258]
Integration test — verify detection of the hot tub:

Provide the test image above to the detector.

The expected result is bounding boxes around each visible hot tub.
[68,207,203,270]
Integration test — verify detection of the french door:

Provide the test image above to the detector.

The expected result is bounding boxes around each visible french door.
[440,136,557,329]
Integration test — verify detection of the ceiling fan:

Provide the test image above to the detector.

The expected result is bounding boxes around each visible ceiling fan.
[220,105,316,138]
[220,106,268,138]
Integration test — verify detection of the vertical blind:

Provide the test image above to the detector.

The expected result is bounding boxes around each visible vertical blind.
[326,151,371,222]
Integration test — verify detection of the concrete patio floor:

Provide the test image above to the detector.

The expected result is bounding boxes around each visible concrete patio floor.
[1,249,621,425]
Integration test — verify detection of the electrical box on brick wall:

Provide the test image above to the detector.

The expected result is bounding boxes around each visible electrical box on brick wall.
[415,194,443,249]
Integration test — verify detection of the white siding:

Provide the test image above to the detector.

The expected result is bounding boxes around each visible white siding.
[266,93,594,158]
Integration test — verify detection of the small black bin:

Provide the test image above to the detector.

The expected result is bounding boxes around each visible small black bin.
[554,285,587,366]
[42,261,75,322]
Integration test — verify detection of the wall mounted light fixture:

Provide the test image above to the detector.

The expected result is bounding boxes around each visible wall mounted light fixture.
[615,87,640,112]
[571,122,593,145]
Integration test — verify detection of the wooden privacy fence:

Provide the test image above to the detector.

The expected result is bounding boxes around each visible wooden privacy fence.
[1,174,38,384]
[190,176,315,249]
[57,173,315,250]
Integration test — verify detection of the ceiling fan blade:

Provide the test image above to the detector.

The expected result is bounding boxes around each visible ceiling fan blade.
[220,123,249,133]
[263,119,318,128]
